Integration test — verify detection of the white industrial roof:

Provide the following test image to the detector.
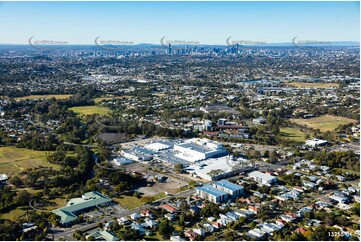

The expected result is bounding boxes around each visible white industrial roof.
[248,171,276,181]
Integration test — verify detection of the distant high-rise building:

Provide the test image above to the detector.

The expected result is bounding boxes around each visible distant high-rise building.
[168,43,172,55]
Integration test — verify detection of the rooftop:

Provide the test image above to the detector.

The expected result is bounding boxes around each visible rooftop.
[249,171,276,181]
[214,179,244,191]
[52,191,112,224]
[196,184,228,197]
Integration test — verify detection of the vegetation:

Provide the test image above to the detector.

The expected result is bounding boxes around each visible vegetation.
[288,82,339,88]
[280,127,307,142]
[291,115,357,132]
[15,94,73,100]
[0,147,58,174]
[69,105,110,116]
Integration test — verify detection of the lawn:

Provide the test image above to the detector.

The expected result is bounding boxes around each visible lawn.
[291,115,357,132]
[152,192,167,201]
[15,94,72,100]
[69,106,110,116]
[93,96,133,103]
[288,82,339,89]
[0,207,31,220]
[280,127,307,142]
[0,196,67,221]
[0,147,59,174]
[113,196,145,209]
[152,93,167,97]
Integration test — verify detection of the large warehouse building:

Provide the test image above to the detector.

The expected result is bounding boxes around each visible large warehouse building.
[185,156,251,181]
[173,138,227,163]
[196,180,244,203]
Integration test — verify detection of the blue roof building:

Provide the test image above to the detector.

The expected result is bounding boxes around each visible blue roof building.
[213,179,244,197]
[196,184,229,203]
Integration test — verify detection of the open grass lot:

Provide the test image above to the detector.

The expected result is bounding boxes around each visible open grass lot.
[291,115,358,132]
[0,196,67,221]
[0,207,31,220]
[152,192,167,201]
[93,96,133,103]
[288,82,339,88]
[113,196,145,209]
[15,94,73,100]
[152,93,167,97]
[280,127,307,142]
[0,147,59,174]
[69,105,110,116]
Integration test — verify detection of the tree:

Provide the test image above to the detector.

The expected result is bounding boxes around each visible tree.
[133,192,141,199]
[188,180,196,187]
[289,232,306,241]
[351,203,360,216]
[38,221,47,230]
[115,182,128,193]
[249,150,262,159]
[307,225,331,241]
[158,220,173,239]
[87,236,95,241]
[263,150,270,158]
[14,190,32,206]
[201,202,220,217]
[174,163,184,173]
[140,196,155,204]
[269,150,278,164]
[9,176,23,187]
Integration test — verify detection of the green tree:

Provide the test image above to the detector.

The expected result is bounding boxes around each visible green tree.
[158,220,173,239]
[201,202,220,217]
[14,190,31,206]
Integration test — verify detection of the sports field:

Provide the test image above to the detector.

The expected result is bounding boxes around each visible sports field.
[288,82,339,89]
[0,147,59,174]
[15,94,72,100]
[69,106,110,116]
[280,127,307,142]
[291,115,357,132]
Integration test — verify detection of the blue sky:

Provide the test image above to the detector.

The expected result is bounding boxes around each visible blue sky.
[0,1,359,44]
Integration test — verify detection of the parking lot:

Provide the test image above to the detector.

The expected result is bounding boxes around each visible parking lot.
[118,137,159,149]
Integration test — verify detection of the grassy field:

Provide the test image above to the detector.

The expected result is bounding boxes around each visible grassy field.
[152,192,167,201]
[291,115,357,132]
[93,96,133,103]
[113,196,145,209]
[113,192,167,209]
[0,147,59,174]
[288,82,339,89]
[152,93,167,97]
[0,207,31,220]
[15,94,72,100]
[280,127,307,142]
[69,106,110,116]
[0,195,68,221]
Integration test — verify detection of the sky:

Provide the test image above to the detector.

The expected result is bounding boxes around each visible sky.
[0,1,359,45]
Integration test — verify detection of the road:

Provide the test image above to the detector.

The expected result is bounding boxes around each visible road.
[328,143,360,154]
[52,188,195,240]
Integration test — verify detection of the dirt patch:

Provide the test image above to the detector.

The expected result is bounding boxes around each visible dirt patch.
[139,177,188,196]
